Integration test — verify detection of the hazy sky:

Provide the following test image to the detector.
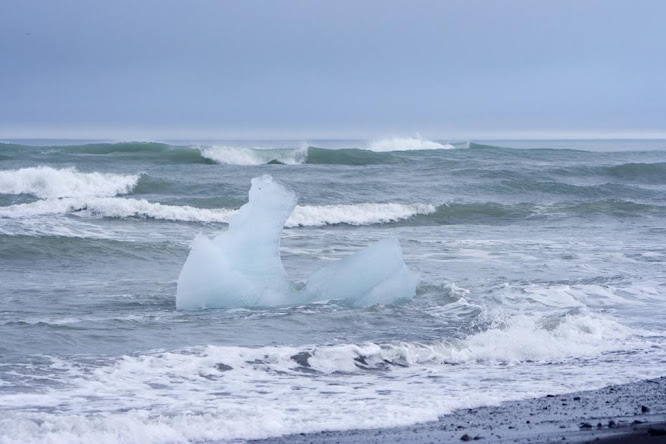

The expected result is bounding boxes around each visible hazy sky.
[1,0,665,139]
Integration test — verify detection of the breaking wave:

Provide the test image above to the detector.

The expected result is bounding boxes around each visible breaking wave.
[0,198,435,227]
[366,137,455,152]
[2,196,662,227]
[0,197,234,222]
[288,203,435,226]
[0,167,139,198]
[0,312,651,443]
[1,141,465,166]
[199,145,308,165]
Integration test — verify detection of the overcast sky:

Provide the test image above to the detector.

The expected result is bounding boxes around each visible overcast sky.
[1,0,665,139]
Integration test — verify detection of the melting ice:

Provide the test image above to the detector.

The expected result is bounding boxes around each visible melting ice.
[176,175,418,309]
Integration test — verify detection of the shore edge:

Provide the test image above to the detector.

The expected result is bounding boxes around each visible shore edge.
[249,376,666,443]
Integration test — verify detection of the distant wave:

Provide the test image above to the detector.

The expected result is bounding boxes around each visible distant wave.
[0,167,139,198]
[59,141,215,164]
[366,137,455,152]
[0,198,435,227]
[604,162,666,180]
[59,141,174,154]
[0,197,235,222]
[288,203,436,226]
[1,141,464,166]
[198,145,308,165]
[2,195,662,226]
[305,147,400,165]
[428,200,666,223]
[562,162,666,184]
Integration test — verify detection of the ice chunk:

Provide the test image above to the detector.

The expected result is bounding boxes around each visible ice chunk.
[176,175,417,309]
[176,175,297,309]
[303,237,418,306]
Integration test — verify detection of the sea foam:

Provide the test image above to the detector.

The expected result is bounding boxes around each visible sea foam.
[176,175,418,308]
[199,145,308,165]
[0,312,653,444]
[367,137,454,152]
[0,167,139,198]
[0,197,433,226]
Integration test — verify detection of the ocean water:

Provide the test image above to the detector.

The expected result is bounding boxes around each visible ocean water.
[0,137,665,443]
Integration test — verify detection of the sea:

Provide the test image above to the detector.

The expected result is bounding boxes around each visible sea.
[0,137,665,443]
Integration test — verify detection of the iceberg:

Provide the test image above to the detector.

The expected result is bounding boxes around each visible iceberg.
[176,175,417,309]
[303,238,418,307]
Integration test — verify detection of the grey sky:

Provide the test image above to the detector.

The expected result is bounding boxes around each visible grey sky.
[1,0,665,139]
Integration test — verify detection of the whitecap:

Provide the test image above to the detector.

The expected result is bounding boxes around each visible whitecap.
[0,167,139,198]
[0,198,434,227]
[198,145,308,165]
[366,137,455,152]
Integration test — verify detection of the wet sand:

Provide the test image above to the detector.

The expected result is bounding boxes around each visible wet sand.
[251,376,666,443]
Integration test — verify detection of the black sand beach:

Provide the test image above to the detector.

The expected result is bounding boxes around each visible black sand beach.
[252,377,666,443]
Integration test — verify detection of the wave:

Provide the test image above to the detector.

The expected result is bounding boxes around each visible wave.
[59,141,174,154]
[554,162,666,184]
[0,167,139,198]
[199,145,308,165]
[0,312,654,443]
[292,203,435,227]
[201,146,408,166]
[0,198,435,227]
[60,141,215,164]
[2,196,661,226]
[366,137,455,152]
[604,162,666,181]
[467,142,592,158]
[418,200,666,225]
[305,147,400,165]
[427,202,536,224]
[562,199,666,217]
[0,141,212,164]
[0,197,235,222]
[294,313,635,368]
[2,141,463,166]
[0,142,24,154]
[199,146,408,166]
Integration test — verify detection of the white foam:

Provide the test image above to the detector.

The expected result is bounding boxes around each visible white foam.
[367,137,455,152]
[493,282,664,320]
[0,197,235,222]
[448,312,635,363]
[199,145,308,165]
[288,202,436,226]
[0,167,139,198]
[0,197,433,227]
[0,313,659,444]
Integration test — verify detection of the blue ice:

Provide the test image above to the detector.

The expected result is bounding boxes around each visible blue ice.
[176,175,417,309]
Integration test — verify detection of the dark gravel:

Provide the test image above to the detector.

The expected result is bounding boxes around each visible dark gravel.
[248,376,666,444]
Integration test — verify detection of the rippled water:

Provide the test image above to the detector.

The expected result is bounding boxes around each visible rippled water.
[0,138,665,443]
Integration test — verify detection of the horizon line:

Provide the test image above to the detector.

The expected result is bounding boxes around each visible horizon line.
[2,129,666,142]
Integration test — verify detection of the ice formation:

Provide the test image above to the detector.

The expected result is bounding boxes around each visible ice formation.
[303,238,418,307]
[176,175,417,309]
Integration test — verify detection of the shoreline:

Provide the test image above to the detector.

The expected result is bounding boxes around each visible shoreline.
[249,376,666,443]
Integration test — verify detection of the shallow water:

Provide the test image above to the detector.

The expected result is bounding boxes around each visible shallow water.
[0,138,665,443]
